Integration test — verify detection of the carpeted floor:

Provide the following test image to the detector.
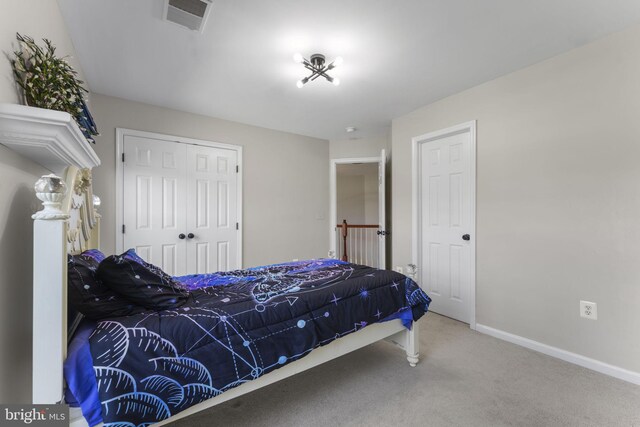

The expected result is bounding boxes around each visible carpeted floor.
[172,313,640,426]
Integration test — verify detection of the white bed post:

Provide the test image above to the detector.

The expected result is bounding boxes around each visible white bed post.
[405,264,420,367]
[32,174,69,404]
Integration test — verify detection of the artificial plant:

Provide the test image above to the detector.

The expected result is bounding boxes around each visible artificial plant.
[10,33,98,143]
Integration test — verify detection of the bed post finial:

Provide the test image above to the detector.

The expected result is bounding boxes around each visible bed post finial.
[32,174,70,220]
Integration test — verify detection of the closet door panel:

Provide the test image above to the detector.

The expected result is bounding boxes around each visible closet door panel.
[186,144,238,273]
[122,136,188,275]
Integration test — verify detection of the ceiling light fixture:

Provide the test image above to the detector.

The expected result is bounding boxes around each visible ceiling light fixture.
[294,53,342,88]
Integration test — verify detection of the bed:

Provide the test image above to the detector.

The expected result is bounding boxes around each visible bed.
[31,166,430,427]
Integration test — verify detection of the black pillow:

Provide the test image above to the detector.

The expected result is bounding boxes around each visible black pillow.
[97,249,189,310]
[68,252,147,320]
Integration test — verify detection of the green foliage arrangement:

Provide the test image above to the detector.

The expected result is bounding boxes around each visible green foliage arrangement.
[10,33,98,143]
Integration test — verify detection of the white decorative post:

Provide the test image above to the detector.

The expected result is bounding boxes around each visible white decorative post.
[32,174,69,404]
[405,264,420,367]
[91,194,102,250]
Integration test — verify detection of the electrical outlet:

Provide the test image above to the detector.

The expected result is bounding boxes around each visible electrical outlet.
[394,266,403,274]
[580,300,597,320]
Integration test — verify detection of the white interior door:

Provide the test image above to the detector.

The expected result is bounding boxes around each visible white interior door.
[122,135,240,276]
[415,125,475,324]
[123,135,187,275]
[186,144,238,273]
[378,149,386,269]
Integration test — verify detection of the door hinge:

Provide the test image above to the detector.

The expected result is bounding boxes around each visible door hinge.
[121,153,125,162]
[236,222,239,230]
[122,224,126,234]
[236,165,239,173]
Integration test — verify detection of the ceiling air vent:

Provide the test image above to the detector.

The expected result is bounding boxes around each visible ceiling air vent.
[163,0,213,32]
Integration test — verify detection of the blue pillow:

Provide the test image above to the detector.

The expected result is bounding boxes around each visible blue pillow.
[97,249,189,310]
[81,249,106,263]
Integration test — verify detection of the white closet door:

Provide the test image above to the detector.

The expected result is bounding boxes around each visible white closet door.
[185,144,239,273]
[419,131,473,323]
[123,135,187,275]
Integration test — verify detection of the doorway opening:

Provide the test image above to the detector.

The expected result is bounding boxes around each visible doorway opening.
[330,150,386,269]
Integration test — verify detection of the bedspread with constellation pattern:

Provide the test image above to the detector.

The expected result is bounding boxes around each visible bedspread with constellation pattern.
[69,259,430,426]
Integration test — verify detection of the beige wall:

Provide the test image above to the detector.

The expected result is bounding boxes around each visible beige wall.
[0,0,85,403]
[336,175,365,224]
[336,164,379,225]
[90,94,330,267]
[329,132,389,160]
[392,24,640,373]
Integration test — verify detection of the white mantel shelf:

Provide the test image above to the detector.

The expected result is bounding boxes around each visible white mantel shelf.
[0,103,100,173]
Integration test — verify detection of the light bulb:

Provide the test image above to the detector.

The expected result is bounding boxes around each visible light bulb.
[296,80,305,88]
[332,78,341,86]
[293,53,304,63]
[333,56,344,66]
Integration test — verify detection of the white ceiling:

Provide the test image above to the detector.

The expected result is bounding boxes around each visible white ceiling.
[57,0,640,140]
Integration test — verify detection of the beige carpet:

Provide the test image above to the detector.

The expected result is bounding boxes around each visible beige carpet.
[172,313,640,426]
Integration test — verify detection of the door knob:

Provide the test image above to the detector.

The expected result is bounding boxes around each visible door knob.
[187,233,195,239]
[178,233,186,240]
[462,234,470,241]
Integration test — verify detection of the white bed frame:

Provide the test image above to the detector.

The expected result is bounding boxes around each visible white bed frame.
[31,159,419,426]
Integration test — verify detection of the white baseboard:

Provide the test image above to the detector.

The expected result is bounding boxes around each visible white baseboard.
[475,324,640,386]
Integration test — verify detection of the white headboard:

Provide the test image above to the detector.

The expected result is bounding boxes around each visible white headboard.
[0,103,101,405]
[32,166,100,404]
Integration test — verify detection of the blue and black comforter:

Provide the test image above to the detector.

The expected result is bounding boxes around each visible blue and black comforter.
[66,259,430,426]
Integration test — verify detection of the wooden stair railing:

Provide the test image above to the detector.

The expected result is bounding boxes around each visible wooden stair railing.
[341,220,348,261]
[337,220,380,264]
